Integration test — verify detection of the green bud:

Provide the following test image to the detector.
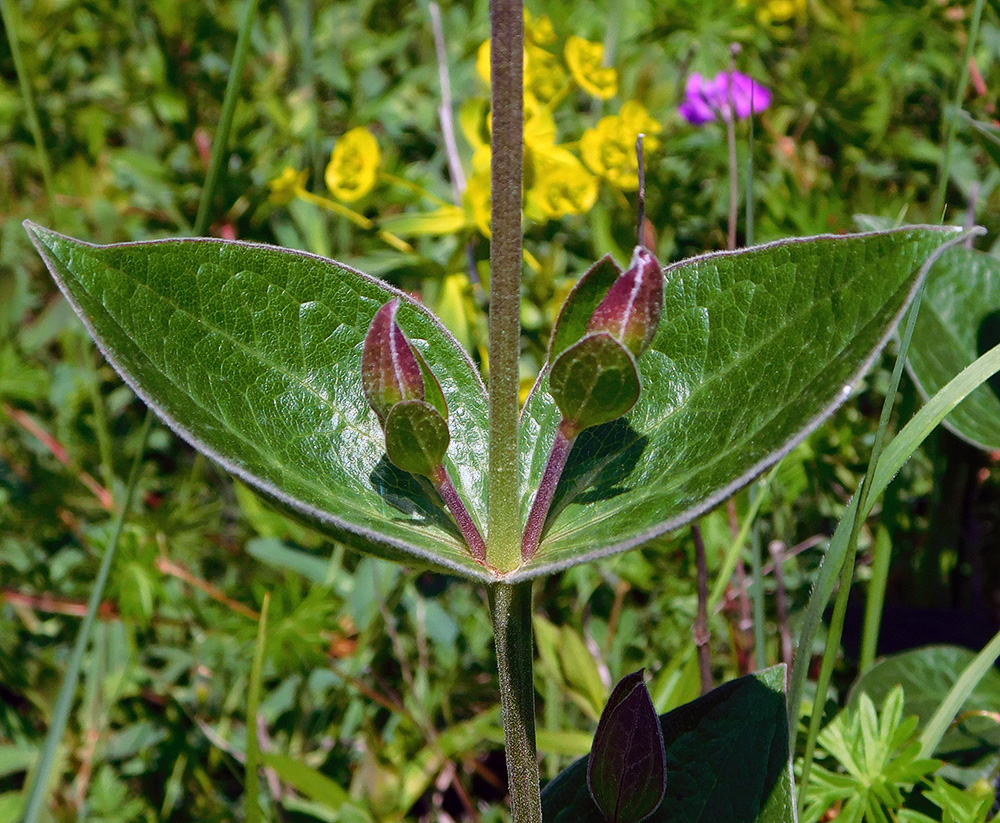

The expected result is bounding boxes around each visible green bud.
[586,246,664,359]
[548,332,640,432]
[384,400,451,477]
[362,299,425,425]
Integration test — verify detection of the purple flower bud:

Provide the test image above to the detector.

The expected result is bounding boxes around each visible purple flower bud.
[679,70,772,126]
[586,246,664,359]
[362,299,425,425]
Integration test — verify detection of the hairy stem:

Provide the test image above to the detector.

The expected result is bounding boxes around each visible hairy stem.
[522,418,578,561]
[692,524,713,695]
[432,465,487,563]
[489,582,541,823]
[487,0,524,573]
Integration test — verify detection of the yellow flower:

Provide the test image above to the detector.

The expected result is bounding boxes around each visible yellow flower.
[523,93,557,149]
[564,35,617,100]
[325,127,380,202]
[525,44,567,103]
[526,147,598,221]
[524,9,557,46]
[581,103,661,190]
[477,40,492,84]
[268,167,307,205]
[464,170,492,237]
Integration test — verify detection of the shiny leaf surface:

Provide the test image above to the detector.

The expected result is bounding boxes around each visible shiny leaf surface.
[517,227,962,579]
[26,223,491,579]
[549,333,641,431]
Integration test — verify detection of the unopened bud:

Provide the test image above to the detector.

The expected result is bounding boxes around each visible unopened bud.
[362,299,425,425]
[586,246,663,359]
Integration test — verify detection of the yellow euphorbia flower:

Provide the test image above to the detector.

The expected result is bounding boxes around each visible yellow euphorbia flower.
[526,147,598,220]
[325,127,380,202]
[525,44,567,103]
[524,93,557,149]
[581,102,661,190]
[464,170,492,238]
[268,167,307,205]
[524,9,556,46]
[739,0,805,32]
[565,35,617,100]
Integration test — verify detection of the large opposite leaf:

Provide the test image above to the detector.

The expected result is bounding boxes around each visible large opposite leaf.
[516,227,962,579]
[25,224,492,580]
[541,665,795,823]
[906,245,1000,451]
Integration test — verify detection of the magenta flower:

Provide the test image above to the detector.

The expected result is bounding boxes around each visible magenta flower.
[678,70,772,125]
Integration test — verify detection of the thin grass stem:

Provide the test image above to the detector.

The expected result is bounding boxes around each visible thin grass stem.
[931,0,986,220]
[193,0,261,236]
[22,411,153,823]
[1,0,56,210]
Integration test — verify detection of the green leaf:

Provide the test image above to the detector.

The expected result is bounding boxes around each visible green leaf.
[261,752,351,811]
[906,245,1000,451]
[850,645,1000,758]
[541,665,795,823]
[550,255,623,361]
[25,224,491,580]
[549,333,641,431]
[384,399,450,477]
[517,227,964,579]
[963,113,1000,171]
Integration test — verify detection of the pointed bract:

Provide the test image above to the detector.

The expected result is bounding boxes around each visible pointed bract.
[362,299,425,425]
[587,247,664,359]
[587,669,667,823]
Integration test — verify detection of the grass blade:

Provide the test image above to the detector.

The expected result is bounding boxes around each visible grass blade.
[22,411,152,823]
[787,339,1000,742]
[245,593,269,823]
[919,627,1000,758]
[193,0,261,236]
[0,0,56,208]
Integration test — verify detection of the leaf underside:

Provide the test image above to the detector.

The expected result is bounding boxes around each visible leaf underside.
[25,223,493,580]
[516,227,962,580]
[542,665,796,823]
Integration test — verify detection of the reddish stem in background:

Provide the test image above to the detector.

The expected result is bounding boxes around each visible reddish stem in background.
[521,418,579,561]
[692,523,713,695]
[431,464,488,563]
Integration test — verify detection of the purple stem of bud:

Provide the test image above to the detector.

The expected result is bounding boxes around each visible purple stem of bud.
[521,418,579,561]
[362,299,425,425]
[586,246,663,359]
[431,464,488,564]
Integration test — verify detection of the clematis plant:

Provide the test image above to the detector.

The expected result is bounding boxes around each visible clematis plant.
[23,1,973,821]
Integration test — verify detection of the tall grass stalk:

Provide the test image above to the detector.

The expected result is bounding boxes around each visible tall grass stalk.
[931,0,986,220]
[21,411,153,823]
[193,0,261,236]
[1,0,56,210]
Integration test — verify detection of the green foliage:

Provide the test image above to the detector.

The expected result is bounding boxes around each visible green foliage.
[542,666,795,823]
[803,687,941,823]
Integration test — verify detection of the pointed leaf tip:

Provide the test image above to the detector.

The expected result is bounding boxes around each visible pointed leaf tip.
[362,299,426,424]
[587,669,666,823]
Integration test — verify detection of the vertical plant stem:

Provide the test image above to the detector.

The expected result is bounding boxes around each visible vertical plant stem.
[692,524,713,695]
[746,88,755,247]
[245,593,270,823]
[750,523,766,672]
[22,411,153,823]
[193,0,261,236]
[429,1,467,201]
[489,582,541,823]
[487,0,524,573]
[770,541,794,678]
[726,113,739,251]
[1,0,56,209]
[932,0,985,220]
[858,527,891,673]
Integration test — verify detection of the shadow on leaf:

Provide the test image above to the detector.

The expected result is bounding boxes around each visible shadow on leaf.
[368,457,461,540]
[545,419,649,536]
